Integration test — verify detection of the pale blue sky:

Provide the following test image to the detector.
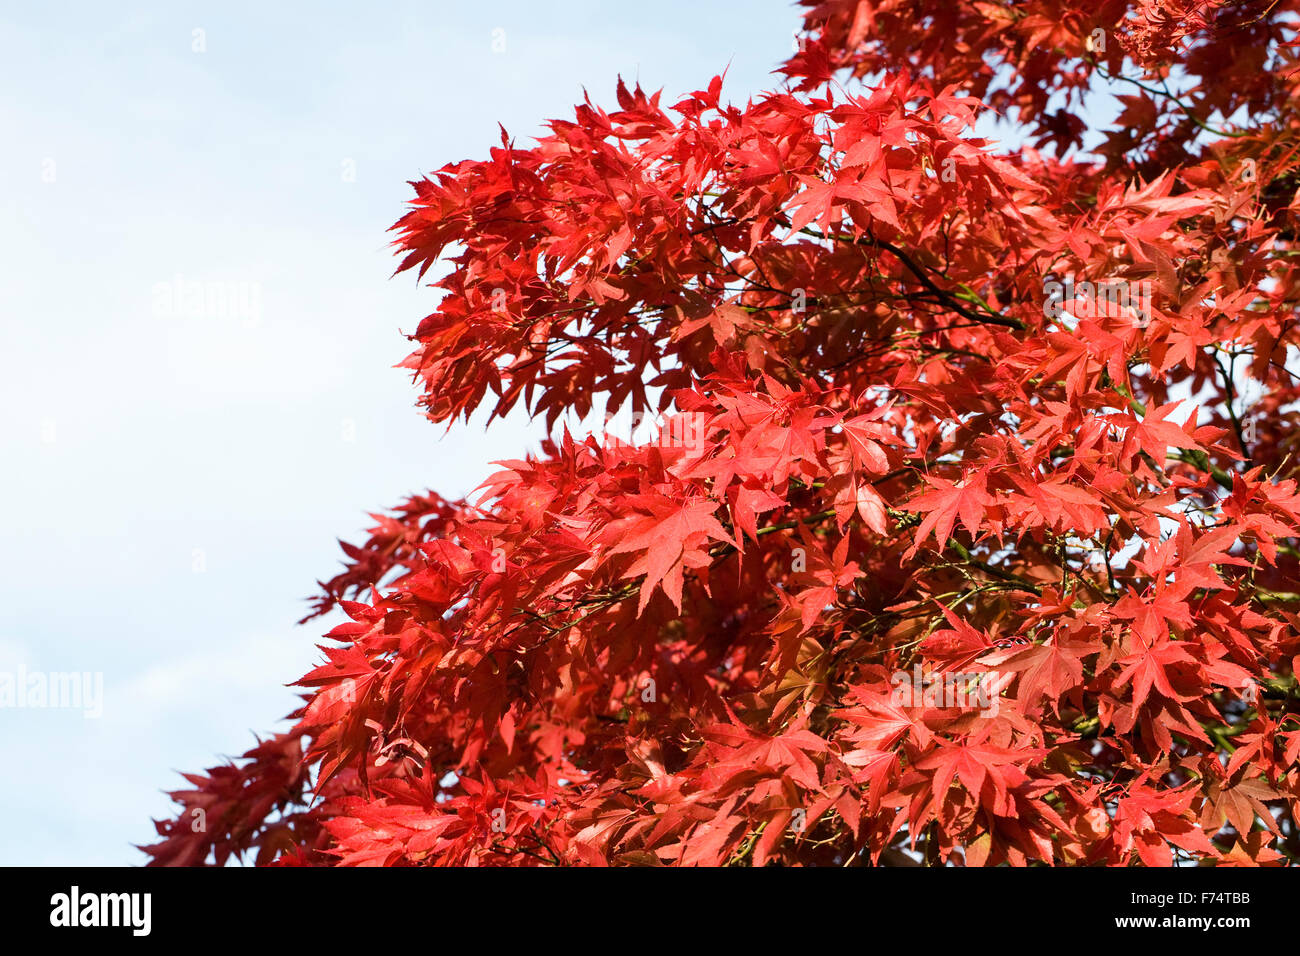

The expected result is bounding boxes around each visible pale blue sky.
[0,0,813,865]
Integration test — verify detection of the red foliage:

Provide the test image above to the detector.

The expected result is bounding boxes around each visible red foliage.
[146,0,1300,866]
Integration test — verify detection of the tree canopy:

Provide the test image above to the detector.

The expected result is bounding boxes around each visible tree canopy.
[146,0,1300,867]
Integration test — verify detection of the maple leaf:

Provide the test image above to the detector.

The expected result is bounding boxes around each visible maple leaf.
[914,737,1043,808]
[1102,400,1203,467]
[989,631,1099,714]
[905,468,994,553]
[602,496,732,613]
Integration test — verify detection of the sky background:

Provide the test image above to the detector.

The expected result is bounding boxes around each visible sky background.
[0,0,820,866]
